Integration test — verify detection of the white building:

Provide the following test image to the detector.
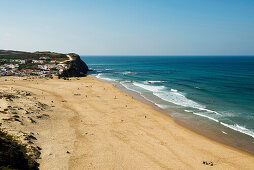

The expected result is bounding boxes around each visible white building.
[32,60,44,64]
[38,65,47,70]
[20,60,27,64]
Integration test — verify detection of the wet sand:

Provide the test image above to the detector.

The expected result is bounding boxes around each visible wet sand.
[0,75,254,170]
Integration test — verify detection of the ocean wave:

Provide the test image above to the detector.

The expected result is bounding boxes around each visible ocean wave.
[120,82,168,109]
[133,82,165,92]
[120,82,141,94]
[184,110,219,122]
[96,73,117,82]
[122,71,134,75]
[198,108,221,115]
[192,112,219,123]
[116,71,136,75]
[154,91,205,109]
[220,122,254,139]
[144,81,168,84]
[133,82,205,109]
[155,104,169,109]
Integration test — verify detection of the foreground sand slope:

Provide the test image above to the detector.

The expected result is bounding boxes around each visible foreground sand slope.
[1,76,254,170]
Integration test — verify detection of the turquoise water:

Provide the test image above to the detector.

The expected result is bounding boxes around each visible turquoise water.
[82,56,254,139]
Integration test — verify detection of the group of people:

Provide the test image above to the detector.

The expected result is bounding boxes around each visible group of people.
[202,161,216,166]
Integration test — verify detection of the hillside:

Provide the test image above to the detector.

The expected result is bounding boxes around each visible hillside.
[0,50,89,77]
[0,50,68,61]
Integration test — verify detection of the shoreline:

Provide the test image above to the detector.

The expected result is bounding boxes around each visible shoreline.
[1,75,254,169]
[93,75,254,155]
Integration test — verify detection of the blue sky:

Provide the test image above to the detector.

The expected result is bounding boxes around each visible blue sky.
[0,0,254,55]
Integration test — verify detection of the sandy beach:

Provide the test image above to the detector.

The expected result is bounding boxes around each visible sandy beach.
[0,75,254,170]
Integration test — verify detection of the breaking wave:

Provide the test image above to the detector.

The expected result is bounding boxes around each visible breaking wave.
[96,73,117,82]
[220,122,254,139]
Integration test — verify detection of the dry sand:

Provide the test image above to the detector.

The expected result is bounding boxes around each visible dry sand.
[0,76,254,170]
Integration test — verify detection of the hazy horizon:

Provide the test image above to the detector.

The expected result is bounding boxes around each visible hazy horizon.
[2,48,254,57]
[1,0,254,56]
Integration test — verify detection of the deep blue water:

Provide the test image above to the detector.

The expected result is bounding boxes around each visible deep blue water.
[82,56,254,139]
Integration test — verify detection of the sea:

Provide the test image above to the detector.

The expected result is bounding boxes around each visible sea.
[82,56,254,153]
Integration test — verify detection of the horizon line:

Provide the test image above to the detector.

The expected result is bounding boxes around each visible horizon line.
[1,49,254,57]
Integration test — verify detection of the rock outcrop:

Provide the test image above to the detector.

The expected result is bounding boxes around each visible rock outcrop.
[60,54,90,77]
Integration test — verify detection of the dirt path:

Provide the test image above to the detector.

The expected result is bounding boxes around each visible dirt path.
[60,54,73,64]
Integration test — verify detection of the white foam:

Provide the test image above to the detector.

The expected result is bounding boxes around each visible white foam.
[155,104,169,109]
[184,110,219,123]
[220,122,254,138]
[153,90,205,109]
[121,71,133,75]
[198,108,221,115]
[222,131,227,134]
[96,73,117,82]
[133,82,206,110]
[143,81,167,85]
[120,82,140,94]
[192,112,219,122]
[133,82,165,93]
[171,89,178,92]
[105,69,113,70]
[120,82,168,109]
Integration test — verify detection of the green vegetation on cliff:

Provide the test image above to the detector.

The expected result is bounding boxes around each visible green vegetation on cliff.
[0,50,68,61]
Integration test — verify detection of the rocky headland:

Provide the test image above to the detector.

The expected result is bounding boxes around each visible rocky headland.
[0,50,90,78]
[59,53,90,77]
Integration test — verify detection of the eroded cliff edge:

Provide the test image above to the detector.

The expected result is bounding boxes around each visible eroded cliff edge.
[60,53,90,77]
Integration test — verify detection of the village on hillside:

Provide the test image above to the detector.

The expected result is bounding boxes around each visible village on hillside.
[0,56,68,77]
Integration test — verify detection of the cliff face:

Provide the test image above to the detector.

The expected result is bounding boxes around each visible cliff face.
[60,54,89,77]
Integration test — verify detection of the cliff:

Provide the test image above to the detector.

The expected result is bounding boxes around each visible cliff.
[60,53,90,77]
[0,49,90,77]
